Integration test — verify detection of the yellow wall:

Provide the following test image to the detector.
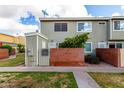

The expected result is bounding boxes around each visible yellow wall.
[0,34,16,44]
[0,34,25,45]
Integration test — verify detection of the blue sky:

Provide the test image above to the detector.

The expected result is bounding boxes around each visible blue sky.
[85,5,123,16]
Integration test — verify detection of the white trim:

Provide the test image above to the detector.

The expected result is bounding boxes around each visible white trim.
[25,32,48,40]
[98,42,107,48]
[113,20,124,31]
[110,19,112,39]
[36,35,39,66]
[76,22,92,32]
[25,36,27,66]
[84,42,92,53]
[108,42,123,48]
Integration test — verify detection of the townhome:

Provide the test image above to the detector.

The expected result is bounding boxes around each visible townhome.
[39,16,124,55]
[25,16,124,66]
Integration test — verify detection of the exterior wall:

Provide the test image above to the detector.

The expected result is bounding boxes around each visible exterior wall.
[38,35,49,66]
[96,48,120,67]
[25,32,49,66]
[25,35,37,66]
[41,20,108,54]
[110,20,124,40]
[50,48,84,66]
[0,34,16,44]
[120,49,124,67]
[0,49,9,59]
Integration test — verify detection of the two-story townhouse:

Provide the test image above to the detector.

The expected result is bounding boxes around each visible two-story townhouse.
[40,17,124,55]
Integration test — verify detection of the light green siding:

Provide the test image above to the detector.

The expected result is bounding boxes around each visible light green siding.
[41,20,108,54]
[111,20,124,40]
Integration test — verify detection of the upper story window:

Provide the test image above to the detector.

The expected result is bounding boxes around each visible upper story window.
[77,22,92,32]
[114,20,124,31]
[54,23,67,32]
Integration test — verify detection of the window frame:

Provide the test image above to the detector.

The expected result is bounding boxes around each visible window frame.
[84,42,93,53]
[76,22,92,32]
[113,20,124,31]
[54,23,68,32]
[98,42,108,48]
[108,42,123,48]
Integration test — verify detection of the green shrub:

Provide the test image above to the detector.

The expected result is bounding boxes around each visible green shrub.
[59,33,89,48]
[0,45,12,54]
[17,44,25,53]
[85,55,100,64]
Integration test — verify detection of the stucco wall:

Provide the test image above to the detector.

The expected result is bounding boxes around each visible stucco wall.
[120,49,124,67]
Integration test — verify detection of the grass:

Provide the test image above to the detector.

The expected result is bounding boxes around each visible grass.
[0,53,24,67]
[0,72,78,88]
[88,72,124,88]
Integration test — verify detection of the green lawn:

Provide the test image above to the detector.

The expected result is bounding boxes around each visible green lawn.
[0,53,24,67]
[88,72,124,88]
[0,72,77,88]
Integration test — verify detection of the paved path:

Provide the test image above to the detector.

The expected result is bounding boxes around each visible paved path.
[0,66,124,88]
[73,71,100,88]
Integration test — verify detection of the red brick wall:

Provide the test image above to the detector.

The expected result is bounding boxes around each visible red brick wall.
[96,48,121,67]
[0,49,9,59]
[50,48,85,66]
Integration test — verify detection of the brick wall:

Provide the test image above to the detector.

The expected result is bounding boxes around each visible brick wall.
[50,48,85,66]
[0,49,9,59]
[96,48,120,67]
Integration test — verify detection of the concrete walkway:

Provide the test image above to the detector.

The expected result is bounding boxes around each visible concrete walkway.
[0,66,124,88]
[73,71,100,88]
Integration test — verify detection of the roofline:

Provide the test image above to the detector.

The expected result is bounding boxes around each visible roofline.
[39,17,111,21]
[0,33,16,38]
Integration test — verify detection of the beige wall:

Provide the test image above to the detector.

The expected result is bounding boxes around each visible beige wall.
[41,20,108,54]
[120,49,124,67]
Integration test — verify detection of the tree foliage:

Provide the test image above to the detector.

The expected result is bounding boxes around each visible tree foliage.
[59,33,89,48]
[17,44,25,53]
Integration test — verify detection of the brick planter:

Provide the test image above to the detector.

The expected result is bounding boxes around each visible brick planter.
[0,49,9,59]
[50,48,85,66]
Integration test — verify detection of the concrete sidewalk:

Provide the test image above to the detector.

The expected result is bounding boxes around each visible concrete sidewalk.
[0,66,124,88]
[0,66,123,72]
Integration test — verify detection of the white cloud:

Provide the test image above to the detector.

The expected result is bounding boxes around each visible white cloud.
[0,4,89,36]
[121,5,124,10]
[112,12,121,16]
[0,17,38,36]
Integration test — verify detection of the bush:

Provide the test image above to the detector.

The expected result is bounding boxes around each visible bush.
[0,45,12,54]
[85,55,100,64]
[17,44,25,53]
[59,33,89,48]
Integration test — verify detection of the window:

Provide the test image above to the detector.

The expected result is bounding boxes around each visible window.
[114,21,124,31]
[108,42,123,48]
[77,22,92,32]
[116,43,123,48]
[84,42,92,53]
[54,23,67,32]
[98,42,107,48]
